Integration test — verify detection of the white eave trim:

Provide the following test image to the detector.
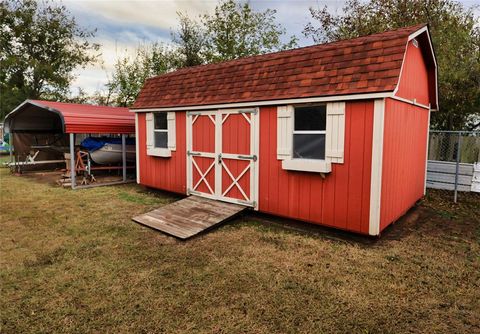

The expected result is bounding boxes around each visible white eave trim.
[395,25,439,110]
[130,92,393,112]
[390,96,430,110]
[408,26,428,42]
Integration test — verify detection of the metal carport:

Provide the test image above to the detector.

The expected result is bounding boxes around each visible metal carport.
[4,100,135,189]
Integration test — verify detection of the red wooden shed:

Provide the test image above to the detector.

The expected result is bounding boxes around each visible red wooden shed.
[131,24,438,236]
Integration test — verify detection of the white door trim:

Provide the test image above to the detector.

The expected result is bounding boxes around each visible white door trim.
[186,109,259,208]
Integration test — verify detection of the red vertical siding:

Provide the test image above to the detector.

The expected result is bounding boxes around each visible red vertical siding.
[221,113,252,200]
[258,101,374,235]
[191,115,215,195]
[222,113,251,155]
[395,40,430,106]
[138,112,187,194]
[192,115,215,153]
[380,98,429,231]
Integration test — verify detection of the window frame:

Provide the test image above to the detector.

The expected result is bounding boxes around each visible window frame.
[153,112,168,149]
[292,104,327,161]
[146,111,175,158]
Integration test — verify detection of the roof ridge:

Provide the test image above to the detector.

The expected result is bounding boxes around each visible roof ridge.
[29,99,129,110]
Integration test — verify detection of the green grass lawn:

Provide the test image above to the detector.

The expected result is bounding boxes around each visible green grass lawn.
[1,167,479,333]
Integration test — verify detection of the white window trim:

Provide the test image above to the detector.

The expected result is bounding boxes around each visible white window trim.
[147,147,172,157]
[292,129,327,160]
[278,102,344,173]
[293,130,327,135]
[146,112,175,157]
[282,159,332,173]
[153,128,168,148]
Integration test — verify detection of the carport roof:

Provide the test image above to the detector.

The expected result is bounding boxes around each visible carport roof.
[5,100,134,134]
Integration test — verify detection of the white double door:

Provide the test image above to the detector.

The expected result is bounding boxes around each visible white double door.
[186,108,259,207]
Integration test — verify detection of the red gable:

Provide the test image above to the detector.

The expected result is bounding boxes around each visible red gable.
[133,24,427,109]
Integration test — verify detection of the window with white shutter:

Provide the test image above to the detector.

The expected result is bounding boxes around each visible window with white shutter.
[325,102,345,163]
[277,102,345,173]
[167,112,176,151]
[146,112,176,157]
[277,105,293,160]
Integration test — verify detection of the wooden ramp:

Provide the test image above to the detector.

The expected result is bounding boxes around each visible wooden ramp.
[132,196,246,239]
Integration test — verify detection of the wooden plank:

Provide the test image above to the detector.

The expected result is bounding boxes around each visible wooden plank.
[136,215,193,239]
[426,172,472,186]
[132,196,245,239]
[426,160,475,192]
[8,160,65,166]
[427,160,474,176]
[426,181,471,192]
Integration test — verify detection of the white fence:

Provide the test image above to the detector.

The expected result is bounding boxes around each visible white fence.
[426,160,476,192]
[426,130,480,202]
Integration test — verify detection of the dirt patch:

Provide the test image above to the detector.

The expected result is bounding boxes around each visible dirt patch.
[13,169,133,187]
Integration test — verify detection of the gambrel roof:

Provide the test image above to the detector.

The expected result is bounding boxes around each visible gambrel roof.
[133,24,437,110]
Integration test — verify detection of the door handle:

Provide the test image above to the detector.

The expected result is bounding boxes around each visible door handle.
[187,151,201,156]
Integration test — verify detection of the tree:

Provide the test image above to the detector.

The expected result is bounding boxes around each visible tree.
[172,13,205,67]
[201,0,298,63]
[107,43,178,107]
[303,0,480,130]
[64,87,113,106]
[0,0,99,119]
[111,2,298,105]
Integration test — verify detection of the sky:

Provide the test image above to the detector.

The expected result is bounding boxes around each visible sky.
[62,0,346,94]
[62,0,479,95]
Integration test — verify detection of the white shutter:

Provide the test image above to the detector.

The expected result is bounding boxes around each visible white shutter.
[146,113,154,151]
[277,105,293,160]
[325,102,346,163]
[167,112,176,151]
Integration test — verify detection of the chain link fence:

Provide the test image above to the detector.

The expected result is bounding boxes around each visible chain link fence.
[427,130,480,202]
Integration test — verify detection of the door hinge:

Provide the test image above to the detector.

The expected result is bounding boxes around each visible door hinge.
[238,108,258,115]
[237,154,257,161]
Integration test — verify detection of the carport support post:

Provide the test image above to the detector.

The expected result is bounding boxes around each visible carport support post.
[9,133,14,164]
[69,133,76,189]
[122,134,126,182]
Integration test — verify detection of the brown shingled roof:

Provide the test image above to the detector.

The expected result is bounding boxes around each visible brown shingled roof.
[132,24,426,109]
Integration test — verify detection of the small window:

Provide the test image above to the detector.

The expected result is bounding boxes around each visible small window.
[293,105,326,159]
[154,113,168,148]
